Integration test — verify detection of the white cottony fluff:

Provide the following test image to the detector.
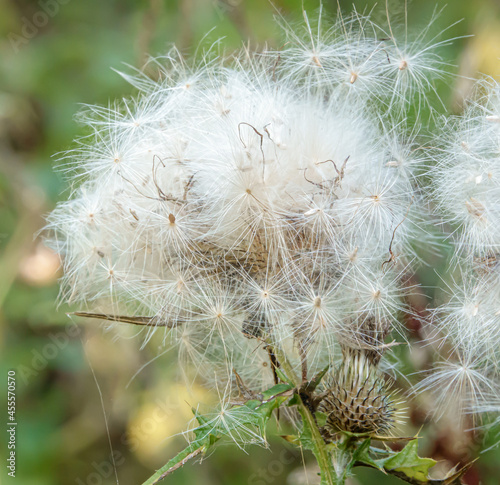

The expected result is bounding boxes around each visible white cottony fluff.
[432,81,500,260]
[45,9,500,444]
[426,80,500,428]
[48,14,427,367]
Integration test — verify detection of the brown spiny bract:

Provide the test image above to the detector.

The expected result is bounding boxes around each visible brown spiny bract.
[318,351,397,436]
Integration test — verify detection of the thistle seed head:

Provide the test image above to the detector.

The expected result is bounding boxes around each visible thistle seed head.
[43,9,456,429]
[319,349,397,436]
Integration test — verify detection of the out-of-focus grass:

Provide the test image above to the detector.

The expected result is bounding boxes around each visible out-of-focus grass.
[1,1,500,484]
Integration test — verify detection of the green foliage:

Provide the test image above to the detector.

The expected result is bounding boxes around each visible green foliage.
[144,379,471,485]
[355,438,473,484]
[383,440,436,482]
[142,383,293,484]
[142,410,221,485]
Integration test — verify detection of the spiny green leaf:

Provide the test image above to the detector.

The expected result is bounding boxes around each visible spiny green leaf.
[141,439,217,485]
[275,367,293,385]
[287,392,300,406]
[261,382,293,400]
[142,410,221,485]
[315,410,327,428]
[300,365,330,394]
[352,439,375,465]
[297,403,337,485]
[244,399,262,411]
[143,383,293,484]
[383,439,436,482]
[353,440,472,484]
[353,439,388,472]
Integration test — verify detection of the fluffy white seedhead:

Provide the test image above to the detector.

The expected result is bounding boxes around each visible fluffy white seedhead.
[432,81,500,260]
[47,11,444,405]
[271,6,451,113]
[415,356,499,426]
[425,81,500,430]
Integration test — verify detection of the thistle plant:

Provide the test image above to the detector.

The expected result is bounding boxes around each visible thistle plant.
[46,7,500,485]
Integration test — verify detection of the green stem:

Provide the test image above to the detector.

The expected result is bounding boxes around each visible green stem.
[266,340,300,386]
[267,341,340,484]
[297,395,340,485]
[142,442,208,485]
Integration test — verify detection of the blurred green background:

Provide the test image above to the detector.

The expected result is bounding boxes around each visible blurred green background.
[1,1,500,484]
